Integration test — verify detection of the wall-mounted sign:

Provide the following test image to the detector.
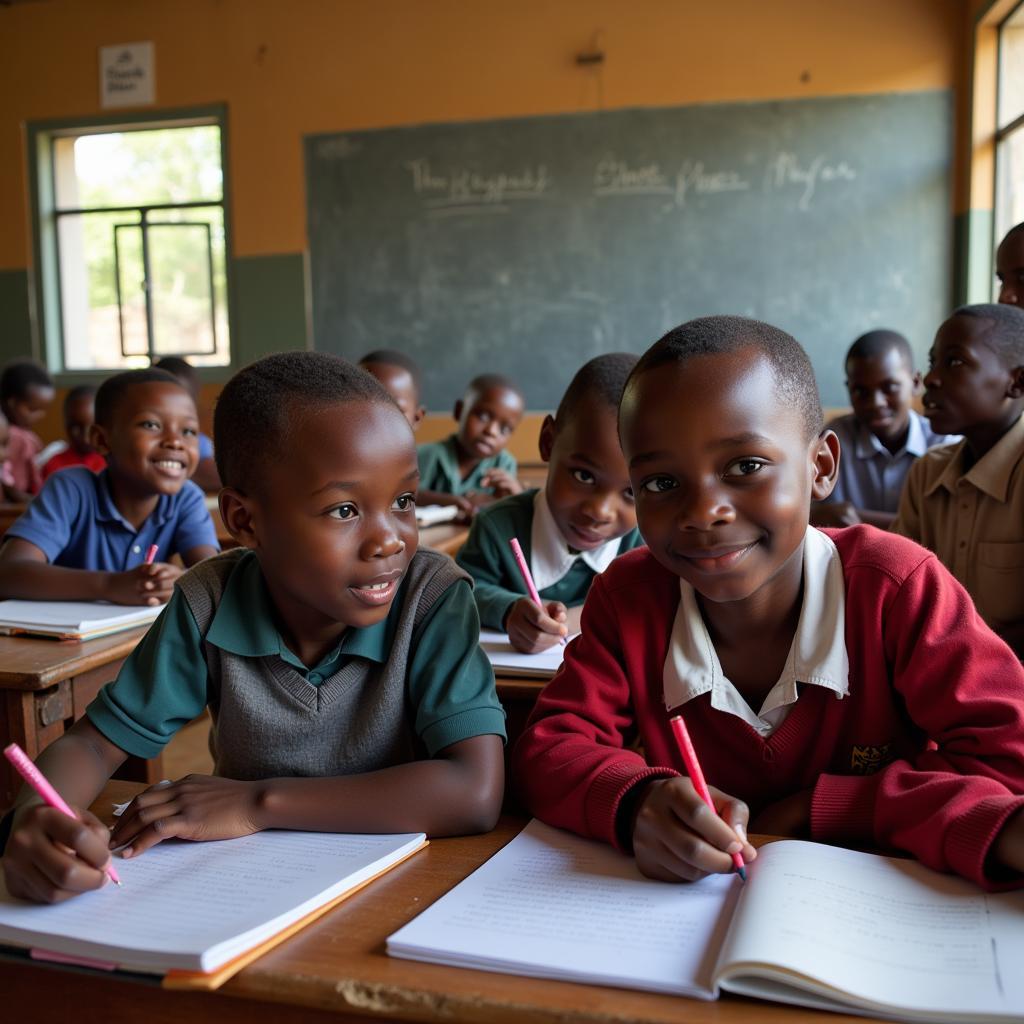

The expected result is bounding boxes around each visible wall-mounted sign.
[99,42,155,108]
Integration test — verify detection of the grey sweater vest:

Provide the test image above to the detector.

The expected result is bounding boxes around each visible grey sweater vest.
[176,547,468,780]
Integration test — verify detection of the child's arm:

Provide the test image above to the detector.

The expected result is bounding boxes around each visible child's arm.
[505,597,568,652]
[417,488,477,521]
[480,467,523,497]
[993,809,1024,874]
[2,717,128,903]
[172,482,221,565]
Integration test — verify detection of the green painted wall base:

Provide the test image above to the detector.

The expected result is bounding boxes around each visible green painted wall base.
[0,269,34,365]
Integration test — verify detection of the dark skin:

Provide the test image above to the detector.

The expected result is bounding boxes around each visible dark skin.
[0,382,217,605]
[159,369,222,492]
[811,347,922,530]
[360,361,425,430]
[506,398,637,653]
[996,229,1024,309]
[418,384,525,521]
[65,393,98,456]
[0,412,29,503]
[2,382,55,431]
[2,399,504,904]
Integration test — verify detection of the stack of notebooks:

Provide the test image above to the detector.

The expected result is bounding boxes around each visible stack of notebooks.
[0,600,164,641]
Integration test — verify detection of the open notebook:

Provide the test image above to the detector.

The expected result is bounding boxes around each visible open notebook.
[0,828,426,988]
[0,600,163,640]
[387,819,1024,1023]
[479,628,575,678]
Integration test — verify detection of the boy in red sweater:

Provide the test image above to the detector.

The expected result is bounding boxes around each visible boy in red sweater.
[512,315,1024,890]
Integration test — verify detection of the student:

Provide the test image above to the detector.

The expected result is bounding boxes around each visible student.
[812,330,958,529]
[0,410,20,502]
[457,353,643,652]
[41,385,106,479]
[0,360,55,499]
[358,348,425,430]
[417,374,525,520]
[892,304,1024,659]
[154,356,221,492]
[996,222,1024,308]
[513,315,1024,890]
[0,368,218,605]
[0,352,505,904]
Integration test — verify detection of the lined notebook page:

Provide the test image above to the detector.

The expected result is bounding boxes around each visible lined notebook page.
[478,630,573,678]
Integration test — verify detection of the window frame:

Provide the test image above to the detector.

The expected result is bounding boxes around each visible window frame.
[27,105,234,382]
[994,1,1024,286]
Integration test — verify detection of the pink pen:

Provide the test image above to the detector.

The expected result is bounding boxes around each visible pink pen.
[3,742,122,887]
[668,715,747,882]
[144,544,159,565]
[508,537,567,645]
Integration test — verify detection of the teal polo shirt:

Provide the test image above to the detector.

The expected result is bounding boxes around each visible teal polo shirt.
[87,549,506,760]
[417,434,518,496]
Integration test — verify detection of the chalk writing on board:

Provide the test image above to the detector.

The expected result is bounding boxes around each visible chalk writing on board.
[765,153,858,212]
[406,158,552,216]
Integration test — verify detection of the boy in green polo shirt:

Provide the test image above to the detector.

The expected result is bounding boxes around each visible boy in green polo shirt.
[2,353,506,904]
[417,373,525,521]
[457,354,643,653]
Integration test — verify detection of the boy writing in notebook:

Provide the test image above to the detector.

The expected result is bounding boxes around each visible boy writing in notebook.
[417,374,525,520]
[0,368,218,606]
[0,360,55,499]
[892,304,1024,659]
[457,353,643,652]
[513,315,1024,889]
[41,385,106,479]
[358,349,426,430]
[1,352,505,904]
[812,330,957,529]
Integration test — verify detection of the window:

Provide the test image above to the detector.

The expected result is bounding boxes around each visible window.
[996,4,1024,274]
[30,111,231,372]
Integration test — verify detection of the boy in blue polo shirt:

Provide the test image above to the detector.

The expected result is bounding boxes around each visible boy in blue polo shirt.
[0,368,218,605]
[1,352,505,904]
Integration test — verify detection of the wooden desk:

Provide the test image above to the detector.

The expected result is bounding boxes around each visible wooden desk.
[419,523,469,558]
[0,631,162,809]
[1,780,875,1024]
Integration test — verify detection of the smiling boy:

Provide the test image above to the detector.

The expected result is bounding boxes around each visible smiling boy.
[514,315,1024,890]
[0,368,218,605]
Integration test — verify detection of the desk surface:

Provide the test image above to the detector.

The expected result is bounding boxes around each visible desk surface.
[0,779,877,1024]
[418,523,469,557]
[0,628,149,691]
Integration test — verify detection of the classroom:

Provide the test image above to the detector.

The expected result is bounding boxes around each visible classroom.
[1,2,1024,1022]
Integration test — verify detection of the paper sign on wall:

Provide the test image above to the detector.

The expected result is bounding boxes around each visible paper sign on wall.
[99,42,155,108]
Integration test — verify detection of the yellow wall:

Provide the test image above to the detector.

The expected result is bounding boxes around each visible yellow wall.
[0,0,964,271]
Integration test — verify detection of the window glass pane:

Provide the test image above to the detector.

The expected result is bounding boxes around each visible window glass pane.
[54,124,222,210]
[995,127,1024,299]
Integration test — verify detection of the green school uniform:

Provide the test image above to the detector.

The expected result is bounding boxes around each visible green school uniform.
[417,434,517,496]
[455,489,644,629]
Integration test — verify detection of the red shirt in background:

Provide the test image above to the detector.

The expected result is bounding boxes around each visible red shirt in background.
[42,448,106,480]
[7,425,42,495]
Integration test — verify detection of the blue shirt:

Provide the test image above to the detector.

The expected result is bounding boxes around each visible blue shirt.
[5,467,219,570]
[198,432,214,461]
[822,411,960,514]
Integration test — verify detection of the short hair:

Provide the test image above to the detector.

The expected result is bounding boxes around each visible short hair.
[464,373,523,404]
[213,351,396,493]
[626,315,823,440]
[64,385,96,413]
[845,329,914,371]
[555,352,638,425]
[0,360,53,403]
[94,368,187,428]
[358,349,422,390]
[1000,222,1024,245]
[950,303,1024,366]
[154,356,200,397]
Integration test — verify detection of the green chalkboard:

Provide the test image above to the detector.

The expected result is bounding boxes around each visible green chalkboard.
[305,92,951,409]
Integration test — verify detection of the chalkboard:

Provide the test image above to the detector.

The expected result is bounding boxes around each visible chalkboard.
[305,92,951,409]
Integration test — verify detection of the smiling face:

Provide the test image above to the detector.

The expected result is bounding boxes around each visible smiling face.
[65,394,97,455]
[845,347,918,449]
[361,361,424,429]
[453,385,524,463]
[540,397,636,551]
[922,314,1024,437]
[236,400,419,637]
[620,349,836,609]
[91,382,199,496]
[997,230,1024,309]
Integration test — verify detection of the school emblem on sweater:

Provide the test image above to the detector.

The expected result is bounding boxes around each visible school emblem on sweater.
[850,744,892,775]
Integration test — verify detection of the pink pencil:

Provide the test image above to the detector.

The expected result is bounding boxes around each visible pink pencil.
[144,544,159,565]
[668,715,747,881]
[508,538,567,645]
[3,742,122,887]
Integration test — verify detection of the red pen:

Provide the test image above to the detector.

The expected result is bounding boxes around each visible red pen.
[668,714,747,881]
[144,544,159,565]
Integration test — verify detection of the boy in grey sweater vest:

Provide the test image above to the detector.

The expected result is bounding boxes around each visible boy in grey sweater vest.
[3,352,506,904]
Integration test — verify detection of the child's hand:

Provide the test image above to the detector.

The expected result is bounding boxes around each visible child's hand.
[2,803,114,903]
[631,777,757,882]
[993,807,1024,874]
[103,562,182,606]
[110,775,262,857]
[480,468,523,497]
[506,597,568,653]
[749,789,813,838]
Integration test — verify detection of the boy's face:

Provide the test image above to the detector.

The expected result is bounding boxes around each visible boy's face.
[232,401,419,634]
[7,384,55,429]
[620,350,836,607]
[361,362,424,430]
[65,395,97,455]
[923,315,1023,436]
[540,398,636,551]
[997,231,1024,308]
[90,382,199,495]
[845,348,918,446]
[453,386,523,461]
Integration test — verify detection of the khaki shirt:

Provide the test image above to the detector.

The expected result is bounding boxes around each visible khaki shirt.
[892,413,1024,633]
